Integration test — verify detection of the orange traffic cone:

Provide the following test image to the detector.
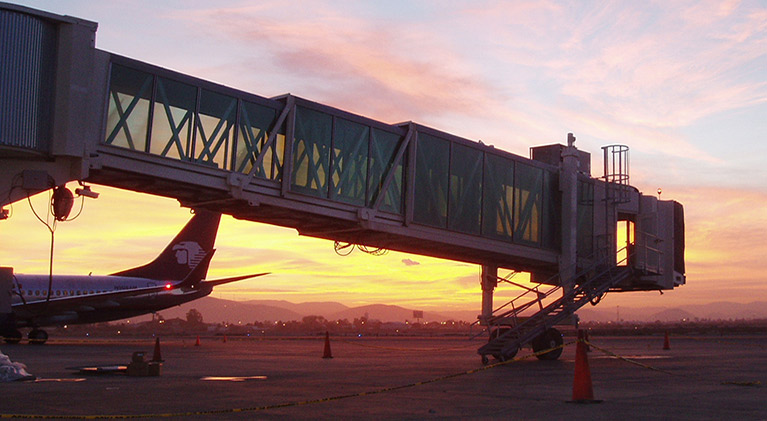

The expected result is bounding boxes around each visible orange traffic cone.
[322,331,333,359]
[195,335,201,347]
[568,330,601,404]
[663,331,670,350]
[151,337,164,362]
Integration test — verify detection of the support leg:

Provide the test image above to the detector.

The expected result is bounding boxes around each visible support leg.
[480,265,497,325]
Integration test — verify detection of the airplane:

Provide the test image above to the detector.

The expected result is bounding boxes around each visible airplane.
[1,209,268,344]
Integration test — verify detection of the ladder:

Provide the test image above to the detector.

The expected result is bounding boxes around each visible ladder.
[477,261,632,362]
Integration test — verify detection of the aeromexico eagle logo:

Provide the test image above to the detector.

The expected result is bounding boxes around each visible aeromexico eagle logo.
[172,241,206,268]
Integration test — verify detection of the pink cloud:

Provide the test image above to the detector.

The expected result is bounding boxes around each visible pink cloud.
[178,5,501,125]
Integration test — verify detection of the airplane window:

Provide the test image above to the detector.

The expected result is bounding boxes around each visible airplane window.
[70,290,74,295]
[56,291,60,296]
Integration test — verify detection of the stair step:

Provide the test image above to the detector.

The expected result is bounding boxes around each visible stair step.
[479,267,632,357]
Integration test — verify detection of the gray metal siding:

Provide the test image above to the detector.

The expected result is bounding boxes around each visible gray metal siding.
[0,9,56,152]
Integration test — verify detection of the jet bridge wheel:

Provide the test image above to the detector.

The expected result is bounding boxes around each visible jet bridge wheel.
[28,329,48,345]
[531,328,563,360]
[488,327,518,362]
[2,329,22,344]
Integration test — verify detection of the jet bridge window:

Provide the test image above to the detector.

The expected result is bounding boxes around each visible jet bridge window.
[616,219,635,266]
[513,162,543,245]
[449,143,482,235]
[368,128,405,214]
[482,153,514,241]
[292,106,332,197]
[104,64,153,152]
[235,100,284,180]
[541,170,560,250]
[577,179,594,258]
[149,77,197,160]
[194,89,237,169]
[331,118,369,206]
[413,133,450,228]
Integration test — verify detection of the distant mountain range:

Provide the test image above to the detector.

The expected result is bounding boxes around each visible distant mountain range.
[576,301,767,322]
[139,297,767,324]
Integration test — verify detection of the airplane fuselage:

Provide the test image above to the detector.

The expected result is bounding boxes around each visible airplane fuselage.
[11,274,211,327]
[2,210,265,344]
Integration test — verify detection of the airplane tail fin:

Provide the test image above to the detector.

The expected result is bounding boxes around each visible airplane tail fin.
[111,209,221,281]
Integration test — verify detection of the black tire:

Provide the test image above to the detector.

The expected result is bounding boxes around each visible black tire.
[532,328,563,360]
[489,327,518,361]
[28,329,48,345]
[3,329,22,344]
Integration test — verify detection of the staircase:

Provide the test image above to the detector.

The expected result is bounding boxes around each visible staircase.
[477,262,632,361]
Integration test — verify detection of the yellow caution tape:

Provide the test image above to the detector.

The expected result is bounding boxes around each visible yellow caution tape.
[0,341,574,418]
[336,338,479,352]
[584,340,678,376]
[720,380,761,387]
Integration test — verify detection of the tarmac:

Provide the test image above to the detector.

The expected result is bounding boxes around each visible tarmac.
[0,333,765,419]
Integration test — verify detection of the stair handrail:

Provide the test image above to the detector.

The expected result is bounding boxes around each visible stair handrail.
[479,247,634,356]
[486,246,630,326]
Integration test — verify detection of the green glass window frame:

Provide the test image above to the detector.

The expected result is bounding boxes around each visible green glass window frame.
[482,153,515,241]
[368,128,405,214]
[330,118,369,206]
[104,64,153,152]
[513,161,544,246]
[235,100,283,180]
[448,143,483,235]
[194,89,237,169]
[413,133,450,228]
[291,106,333,197]
[149,76,197,161]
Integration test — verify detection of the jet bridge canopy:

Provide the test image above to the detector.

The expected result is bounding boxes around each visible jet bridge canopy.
[0,3,685,294]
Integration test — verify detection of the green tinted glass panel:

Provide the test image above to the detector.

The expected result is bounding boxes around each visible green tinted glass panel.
[514,162,543,245]
[413,133,449,227]
[449,143,482,234]
[482,154,514,241]
[541,170,560,250]
[194,89,236,168]
[236,101,281,179]
[331,118,369,206]
[105,64,152,151]
[577,179,594,257]
[368,128,404,214]
[292,106,331,197]
[150,77,196,160]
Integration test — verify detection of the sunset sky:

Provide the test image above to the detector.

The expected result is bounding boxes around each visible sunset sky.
[2,1,766,315]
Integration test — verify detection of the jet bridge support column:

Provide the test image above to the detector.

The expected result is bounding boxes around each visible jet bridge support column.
[480,265,498,325]
[560,134,579,296]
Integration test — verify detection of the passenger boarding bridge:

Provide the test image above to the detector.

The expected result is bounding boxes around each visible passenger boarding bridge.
[1,4,685,360]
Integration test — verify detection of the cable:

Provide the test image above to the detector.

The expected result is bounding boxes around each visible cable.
[27,191,57,305]
[334,241,389,257]
[24,182,95,305]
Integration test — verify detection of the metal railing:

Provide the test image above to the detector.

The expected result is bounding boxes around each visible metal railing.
[485,245,631,329]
